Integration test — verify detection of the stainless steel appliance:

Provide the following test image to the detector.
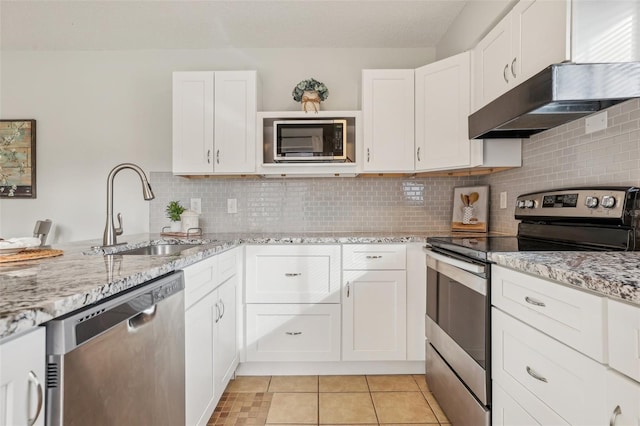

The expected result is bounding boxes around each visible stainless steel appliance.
[45,272,185,426]
[274,119,347,162]
[425,186,639,426]
[469,62,640,139]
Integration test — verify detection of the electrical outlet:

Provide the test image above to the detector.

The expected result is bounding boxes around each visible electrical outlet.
[585,111,607,134]
[190,198,202,214]
[227,198,237,214]
[500,192,508,209]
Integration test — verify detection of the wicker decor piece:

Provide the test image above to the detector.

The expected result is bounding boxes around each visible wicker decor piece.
[0,249,63,263]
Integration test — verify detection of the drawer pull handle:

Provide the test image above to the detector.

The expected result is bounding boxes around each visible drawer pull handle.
[610,405,622,426]
[526,366,548,383]
[285,273,302,277]
[503,64,510,83]
[286,331,302,336]
[525,296,546,307]
[366,255,382,259]
[27,370,43,426]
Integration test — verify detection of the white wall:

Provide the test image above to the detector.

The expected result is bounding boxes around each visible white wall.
[0,47,435,242]
[436,0,516,59]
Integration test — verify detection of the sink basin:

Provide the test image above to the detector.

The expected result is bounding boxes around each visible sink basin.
[118,244,202,256]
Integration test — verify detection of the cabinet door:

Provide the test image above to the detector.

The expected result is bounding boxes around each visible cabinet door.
[173,71,215,174]
[342,270,407,361]
[608,298,640,383]
[213,71,257,174]
[362,69,415,172]
[185,291,217,426]
[415,52,472,171]
[214,275,238,400]
[472,17,512,111]
[607,369,640,426]
[511,0,570,84]
[0,328,45,426]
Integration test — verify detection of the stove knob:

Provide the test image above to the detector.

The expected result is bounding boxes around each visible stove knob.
[601,195,616,209]
[585,196,599,208]
[524,199,535,208]
[517,200,526,209]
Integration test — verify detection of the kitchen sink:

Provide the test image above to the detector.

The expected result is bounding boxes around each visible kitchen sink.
[117,244,203,256]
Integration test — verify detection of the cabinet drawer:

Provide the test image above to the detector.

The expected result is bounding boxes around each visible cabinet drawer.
[245,245,341,303]
[217,248,238,285]
[491,265,606,362]
[183,256,217,309]
[245,304,340,362]
[493,382,569,426]
[608,298,640,382]
[492,308,607,425]
[342,244,406,270]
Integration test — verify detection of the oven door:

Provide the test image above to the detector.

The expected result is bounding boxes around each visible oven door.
[425,249,490,406]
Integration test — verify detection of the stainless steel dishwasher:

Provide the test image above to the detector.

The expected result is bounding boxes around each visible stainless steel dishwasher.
[45,271,185,426]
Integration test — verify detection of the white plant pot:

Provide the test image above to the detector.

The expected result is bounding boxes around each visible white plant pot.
[170,221,182,233]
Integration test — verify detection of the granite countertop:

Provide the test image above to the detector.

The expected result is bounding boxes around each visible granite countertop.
[489,251,640,305]
[0,232,431,340]
[3,232,639,341]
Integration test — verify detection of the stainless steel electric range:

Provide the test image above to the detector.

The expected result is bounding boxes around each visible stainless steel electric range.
[424,186,640,426]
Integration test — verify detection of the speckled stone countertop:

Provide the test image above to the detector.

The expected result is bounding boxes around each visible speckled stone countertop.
[0,232,431,340]
[489,251,640,305]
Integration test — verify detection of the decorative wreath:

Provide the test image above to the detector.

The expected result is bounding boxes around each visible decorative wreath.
[292,78,329,102]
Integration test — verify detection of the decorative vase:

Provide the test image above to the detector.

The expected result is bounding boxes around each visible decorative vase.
[462,206,474,224]
[170,221,181,233]
[301,90,321,112]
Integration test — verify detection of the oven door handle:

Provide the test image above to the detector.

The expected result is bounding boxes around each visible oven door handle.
[425,249,485,275]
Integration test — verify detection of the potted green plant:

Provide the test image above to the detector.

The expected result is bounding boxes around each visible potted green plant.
[165,200,185,232]
[292,78,329,112]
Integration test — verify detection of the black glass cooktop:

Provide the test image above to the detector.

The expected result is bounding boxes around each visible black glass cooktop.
[427,235,600,262]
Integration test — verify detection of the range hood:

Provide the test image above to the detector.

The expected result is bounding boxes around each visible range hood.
[469,62,640,139]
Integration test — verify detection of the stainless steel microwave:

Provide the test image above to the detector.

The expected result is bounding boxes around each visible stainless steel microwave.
[273,119,347,162]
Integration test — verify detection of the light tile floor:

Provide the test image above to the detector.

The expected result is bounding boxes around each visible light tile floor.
[208,375,450,425]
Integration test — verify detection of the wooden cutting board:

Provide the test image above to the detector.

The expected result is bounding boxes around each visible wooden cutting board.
[0,249,63,263]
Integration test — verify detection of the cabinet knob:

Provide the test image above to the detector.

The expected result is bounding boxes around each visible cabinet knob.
[207,150,211,164]
[346,282,350,298]
[216,150,220,164]
[503,64,510,83]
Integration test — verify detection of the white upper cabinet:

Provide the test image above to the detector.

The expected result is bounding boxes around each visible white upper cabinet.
[173,70,257,175]
[361,69,415,172]
[472,0,570,111]
[415,52,472,171]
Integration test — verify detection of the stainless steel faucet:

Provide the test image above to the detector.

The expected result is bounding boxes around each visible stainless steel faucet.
[103,163,155,247]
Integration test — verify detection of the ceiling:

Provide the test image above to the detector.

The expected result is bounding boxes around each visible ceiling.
[0,0,468,50]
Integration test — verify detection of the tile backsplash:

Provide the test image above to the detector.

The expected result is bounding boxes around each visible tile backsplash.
[149,174,479,234]
[151,99,639,236]
[482,98,640,235]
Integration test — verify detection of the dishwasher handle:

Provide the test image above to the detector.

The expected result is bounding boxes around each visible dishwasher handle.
[128,306,157,330]
[425,249,485,274]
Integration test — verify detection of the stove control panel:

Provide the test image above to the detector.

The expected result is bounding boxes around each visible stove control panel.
[515,188,636,220]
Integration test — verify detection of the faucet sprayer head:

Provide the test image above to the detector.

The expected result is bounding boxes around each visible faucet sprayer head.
[143,182,155,201]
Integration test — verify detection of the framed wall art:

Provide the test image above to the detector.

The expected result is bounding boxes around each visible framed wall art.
[0,120,36,198]
[451,185,489,232]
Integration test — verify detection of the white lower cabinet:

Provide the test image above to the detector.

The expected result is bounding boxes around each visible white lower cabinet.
[342,270,407,360]
[184,249,239,426]
[492,307,607,425]
[342,244,407,361]
[245,304,341,362]
[0,327,45,426]
[607,369,640,426]
[492,382,567,426]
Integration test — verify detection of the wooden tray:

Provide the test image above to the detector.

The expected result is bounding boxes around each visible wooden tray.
[0,248,64,263]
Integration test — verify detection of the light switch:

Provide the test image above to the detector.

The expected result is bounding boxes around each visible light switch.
[585,111,607,134]
[500,192,508,209]
[227,198,237,214]
[190,198,202,214]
